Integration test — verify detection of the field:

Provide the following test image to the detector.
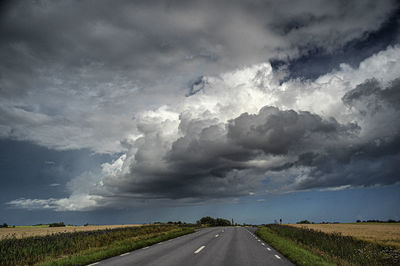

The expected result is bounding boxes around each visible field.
[0,224,194,265]
[289,223,400,248]
[0,224,142,239]
[257,224,400,265]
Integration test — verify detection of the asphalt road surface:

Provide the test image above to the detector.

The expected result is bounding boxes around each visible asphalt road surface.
[90,227,294,266]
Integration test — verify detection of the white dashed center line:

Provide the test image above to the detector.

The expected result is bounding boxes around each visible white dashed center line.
[215,234,219,237]
[261,243,265,246]
[275,255,281,259]
[267,247,271,251]
[194,245,206,254]
[120,252,130,257]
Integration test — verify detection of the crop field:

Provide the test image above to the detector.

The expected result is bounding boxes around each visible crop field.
[0,224,142,239]
[0,224,194,265]
[258,224,400,265]
[289,223,400,248]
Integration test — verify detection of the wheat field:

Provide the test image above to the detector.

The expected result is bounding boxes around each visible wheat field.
[0,224,142,239]
[289,223,400,248]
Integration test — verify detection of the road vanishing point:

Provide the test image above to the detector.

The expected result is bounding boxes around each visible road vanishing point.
[89,227,293,266]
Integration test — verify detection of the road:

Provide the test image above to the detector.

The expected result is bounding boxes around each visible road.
[89,227,294,266]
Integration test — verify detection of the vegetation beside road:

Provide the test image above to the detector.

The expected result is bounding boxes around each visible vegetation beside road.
[256,227,334,266]
[257,224,400,265]
[0,225,194,266]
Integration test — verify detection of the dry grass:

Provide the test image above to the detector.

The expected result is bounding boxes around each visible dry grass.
[288,223,400,248]
[0,224,142,239]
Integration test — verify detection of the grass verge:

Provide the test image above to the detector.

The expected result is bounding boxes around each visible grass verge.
[40,228,194,266]
[256,227,335,266]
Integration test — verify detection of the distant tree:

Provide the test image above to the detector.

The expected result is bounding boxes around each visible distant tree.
[356,220,361,223]
[215,218,231,226]
[49,222,65,227]
[200,216,215,225]
[0,223,8,228]
[297,220,311,224]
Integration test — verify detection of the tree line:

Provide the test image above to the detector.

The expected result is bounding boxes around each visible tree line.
[196,216,232,226]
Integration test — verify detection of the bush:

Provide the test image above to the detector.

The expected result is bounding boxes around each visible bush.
[0,223,8,228]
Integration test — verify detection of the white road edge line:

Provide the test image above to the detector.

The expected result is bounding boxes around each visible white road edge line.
[267,247,271,251]
[261,243,265,246]
[194,245,206,254]
[142,247,149,249]
[87,263,99,266]
[275,255,281,259]
[120,253,130,257]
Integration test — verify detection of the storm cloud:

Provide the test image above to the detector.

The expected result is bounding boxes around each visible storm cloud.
[2,1,400,211]
[0,0,397,153]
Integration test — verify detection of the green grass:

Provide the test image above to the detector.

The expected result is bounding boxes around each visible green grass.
[256,227,335,266]
[40,228,194,266]
[0,225,194,266]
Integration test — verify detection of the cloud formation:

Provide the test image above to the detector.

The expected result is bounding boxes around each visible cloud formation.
[7,44,400,211]
[2,1,400,211]
[0,0,397,153]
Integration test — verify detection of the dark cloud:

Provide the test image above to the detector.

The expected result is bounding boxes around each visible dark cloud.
[287,78,400,190]
[0,0,395,94]
[109,74,400,201]
[272,5,400,80]
[98,105,360,201]
[343,78,400,110]
[227,106,351,155]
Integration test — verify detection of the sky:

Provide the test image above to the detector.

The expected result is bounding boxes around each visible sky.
[0,0,400,225]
